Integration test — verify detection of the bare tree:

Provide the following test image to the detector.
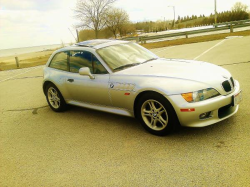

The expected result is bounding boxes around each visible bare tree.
[231,2,248,12]
[105,8,129,38]
[75,0,116,39]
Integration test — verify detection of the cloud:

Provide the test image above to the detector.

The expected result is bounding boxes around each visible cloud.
[0,0,73,11]
[0,0,36,10]
[0,0,78,49]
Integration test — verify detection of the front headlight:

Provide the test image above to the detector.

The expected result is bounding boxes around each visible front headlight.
[181,88,220,103]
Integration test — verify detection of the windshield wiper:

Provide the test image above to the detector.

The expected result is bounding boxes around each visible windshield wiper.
[113,63,141,71]
[142,58,158,64]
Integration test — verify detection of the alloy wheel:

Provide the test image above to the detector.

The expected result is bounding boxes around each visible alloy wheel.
[47,87,61,109]
[141,99,168,131]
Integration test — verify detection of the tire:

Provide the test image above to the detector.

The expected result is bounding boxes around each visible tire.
[136,92,178,136]
[45,83,67,112]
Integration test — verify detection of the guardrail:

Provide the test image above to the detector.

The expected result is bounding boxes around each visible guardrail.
[122,19,250,44]
[214,19,250,27]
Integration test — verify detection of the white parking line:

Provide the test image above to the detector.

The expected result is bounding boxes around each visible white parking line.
[193,39,226,60]
[0,66,44,83]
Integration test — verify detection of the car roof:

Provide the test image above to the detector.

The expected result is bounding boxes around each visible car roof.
[72,39,129,49]
[75,39,112,47]
[52,39,130,55]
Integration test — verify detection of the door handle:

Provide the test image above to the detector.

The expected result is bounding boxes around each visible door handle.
[67,79,74,82]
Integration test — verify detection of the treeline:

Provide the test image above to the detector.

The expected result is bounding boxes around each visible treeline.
[177,15,205,23]
[135,21,168,33]
[216,10,249,22]
[132,10,249,32]
[79,23,136,41]
[176,10,249,29]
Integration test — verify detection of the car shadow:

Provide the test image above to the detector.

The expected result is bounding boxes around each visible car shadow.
[66,105,142,132]
[64,105,236,139]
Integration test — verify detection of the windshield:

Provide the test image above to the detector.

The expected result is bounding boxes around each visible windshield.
[97,42,158,72]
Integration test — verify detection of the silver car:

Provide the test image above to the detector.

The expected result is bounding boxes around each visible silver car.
[43,39,242,136]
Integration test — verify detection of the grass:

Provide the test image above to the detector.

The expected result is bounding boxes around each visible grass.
[0,29,250,71]
[141,30,250,49]
[0,54,52,71]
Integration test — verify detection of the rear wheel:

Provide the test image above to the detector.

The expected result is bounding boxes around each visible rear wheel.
[45,83,67,112]
[136,92,178,136]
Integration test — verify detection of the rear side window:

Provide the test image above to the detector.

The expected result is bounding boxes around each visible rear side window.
[69,51,93,73]
[49,52,68,71]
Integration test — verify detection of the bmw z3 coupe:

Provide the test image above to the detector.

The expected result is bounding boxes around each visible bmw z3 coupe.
[43,39,242,135]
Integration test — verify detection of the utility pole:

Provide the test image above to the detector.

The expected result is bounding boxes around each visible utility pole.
[164,17,166,30]
[173,6,175,28]
[168,6,175,29]
[214,0,217,26]
[76,29,79,43]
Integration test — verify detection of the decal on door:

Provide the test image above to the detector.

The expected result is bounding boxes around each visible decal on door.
[109,82,135,91]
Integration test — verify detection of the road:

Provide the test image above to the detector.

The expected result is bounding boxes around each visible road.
[0,36,250,186]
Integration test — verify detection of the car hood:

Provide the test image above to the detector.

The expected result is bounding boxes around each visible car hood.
[115,58,231,84]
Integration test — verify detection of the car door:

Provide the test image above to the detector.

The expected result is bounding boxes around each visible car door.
[65,50,111,106]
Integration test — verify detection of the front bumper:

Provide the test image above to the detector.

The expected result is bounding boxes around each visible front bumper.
[167,80,241,127]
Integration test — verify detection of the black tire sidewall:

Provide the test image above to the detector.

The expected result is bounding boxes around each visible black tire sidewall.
[136,92,178,136]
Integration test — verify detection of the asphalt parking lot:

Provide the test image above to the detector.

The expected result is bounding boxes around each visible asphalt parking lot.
[0,36,250,186]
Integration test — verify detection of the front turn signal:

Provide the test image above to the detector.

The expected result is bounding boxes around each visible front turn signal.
[181,93,193,102]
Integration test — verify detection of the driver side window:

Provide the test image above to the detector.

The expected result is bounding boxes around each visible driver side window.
[69,51,93,73]
[92,55,108,74]
[69,50,108,74]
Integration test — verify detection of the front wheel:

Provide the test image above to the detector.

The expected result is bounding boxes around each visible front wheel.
[136,93,178,136]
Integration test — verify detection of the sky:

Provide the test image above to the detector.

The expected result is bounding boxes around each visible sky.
[0,0,249,49]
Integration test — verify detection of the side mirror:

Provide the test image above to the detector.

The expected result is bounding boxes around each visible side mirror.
[79,67,95,79]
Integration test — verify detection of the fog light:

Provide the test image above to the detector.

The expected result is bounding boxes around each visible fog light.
[199,112,211,119]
